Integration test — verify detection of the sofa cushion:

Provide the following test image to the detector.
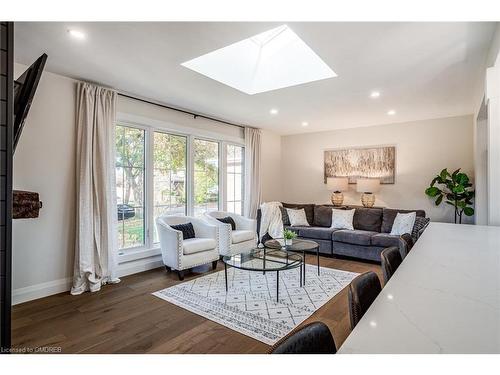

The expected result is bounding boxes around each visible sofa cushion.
[313,205,333,227]
[331,209,355,230]
[390,212,417,235]
[297,226,337,241]
[280,206,290,226]
[232,230,255,244]
[371,233,402,248]
[411,216,430,242]
[282,203,314,226]
[183,238,216,255]
[332,242,385,262]
[353,207,383,232]
[332,229,378,246]
[286,208,310,226]
[381,208,426,233]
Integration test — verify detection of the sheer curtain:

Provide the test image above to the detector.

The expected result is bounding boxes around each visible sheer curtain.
[244,127,262,219]
[71,82,120,295]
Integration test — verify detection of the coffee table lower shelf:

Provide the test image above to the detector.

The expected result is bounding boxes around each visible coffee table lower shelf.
[222,249,304,302]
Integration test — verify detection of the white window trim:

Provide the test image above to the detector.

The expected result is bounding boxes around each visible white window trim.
[223,142,245,214]
[115,112,245,263]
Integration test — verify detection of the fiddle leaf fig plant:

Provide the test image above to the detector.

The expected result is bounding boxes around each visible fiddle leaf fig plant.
[425,168,475,224]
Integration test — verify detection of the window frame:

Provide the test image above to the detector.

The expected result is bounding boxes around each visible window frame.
[115,123,148,253]
[151,129,189,245]
[223,142,245,215]
[192,136,222,216]
[115,116,244,258]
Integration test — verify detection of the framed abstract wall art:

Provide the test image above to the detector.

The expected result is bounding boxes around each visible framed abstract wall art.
[324,146,396,184]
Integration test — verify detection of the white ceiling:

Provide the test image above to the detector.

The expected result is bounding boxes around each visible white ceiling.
[14,22,497,135]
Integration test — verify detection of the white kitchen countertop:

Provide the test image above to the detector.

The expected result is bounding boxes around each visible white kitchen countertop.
[338,222,500,354]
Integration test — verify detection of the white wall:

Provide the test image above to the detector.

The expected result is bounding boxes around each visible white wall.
[473,24,500,224]
[260,129,282,202]
[279,115,474,223]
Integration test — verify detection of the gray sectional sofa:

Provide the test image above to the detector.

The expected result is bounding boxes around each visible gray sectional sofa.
[257,203,427,262]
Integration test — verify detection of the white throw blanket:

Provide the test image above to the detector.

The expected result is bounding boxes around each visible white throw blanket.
[259,201,284,242]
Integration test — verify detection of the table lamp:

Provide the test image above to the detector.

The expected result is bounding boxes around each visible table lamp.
[327,177,349,206]
[356,178,380,208]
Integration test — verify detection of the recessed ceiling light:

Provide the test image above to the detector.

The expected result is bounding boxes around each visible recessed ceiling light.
[270,108,279,115]
[301,122,309,127]
[387,110,396,116]
[181,25,337,95]
[370,91,381,98]
[68,29,86,40]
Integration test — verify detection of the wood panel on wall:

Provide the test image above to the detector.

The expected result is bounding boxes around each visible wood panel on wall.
[0,21,13,352]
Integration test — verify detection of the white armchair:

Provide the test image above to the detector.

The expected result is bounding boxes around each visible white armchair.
[204,211,257,256]
[156,215,220,280]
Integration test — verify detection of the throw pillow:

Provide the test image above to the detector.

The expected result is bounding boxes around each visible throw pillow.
[217,216,236,230]
[280,206,290,226]
[390,212,417,236]
[411,216,430,242]
[286,208,310,227]
[171,222,196,240]
[331,208,355,230]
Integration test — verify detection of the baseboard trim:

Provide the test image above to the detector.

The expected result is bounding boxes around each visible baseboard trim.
[116,255,164,278]
[13,256,164,305]
[12,277,72,305]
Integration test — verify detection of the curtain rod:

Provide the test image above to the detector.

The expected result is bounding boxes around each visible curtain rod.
[117,92,246,130]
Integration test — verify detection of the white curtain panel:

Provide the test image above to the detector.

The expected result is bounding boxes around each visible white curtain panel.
[244,127,262,219]
[71,82,120,295]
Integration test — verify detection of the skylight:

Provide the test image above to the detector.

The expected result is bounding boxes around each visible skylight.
[181,25,337,95]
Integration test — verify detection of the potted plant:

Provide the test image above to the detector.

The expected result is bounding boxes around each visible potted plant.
[425,168,475,224]
[283,229,298,246]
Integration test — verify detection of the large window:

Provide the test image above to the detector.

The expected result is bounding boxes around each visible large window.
[115,122,243,252]
[193,139,220,216]
[226,144,244,215]
[153,132,187,242]
[115,125,145,249]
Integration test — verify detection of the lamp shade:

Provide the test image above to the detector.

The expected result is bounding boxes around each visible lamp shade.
[356,178,380,193]
[327,177,348,192]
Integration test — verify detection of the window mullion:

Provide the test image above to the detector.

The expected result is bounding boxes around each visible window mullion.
[221,142,227,212]
[146,127,154,250]
[187,135,194,216]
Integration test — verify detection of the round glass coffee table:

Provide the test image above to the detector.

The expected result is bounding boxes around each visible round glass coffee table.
[222,248,303,302]
[264,238,320,284]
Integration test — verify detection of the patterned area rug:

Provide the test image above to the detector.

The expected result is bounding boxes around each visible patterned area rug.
[152,264,358,345]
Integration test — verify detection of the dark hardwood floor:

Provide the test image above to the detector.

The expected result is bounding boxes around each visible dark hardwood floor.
[11,256,381,353]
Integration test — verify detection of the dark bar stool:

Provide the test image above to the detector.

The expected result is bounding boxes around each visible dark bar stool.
[381,246,403,285]
[269,322,337,354]
[348,271,382,330]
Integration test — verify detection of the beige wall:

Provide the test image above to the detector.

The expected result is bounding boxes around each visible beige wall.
[260,129,282,202]
[13,65,77,302]
[279,115,474,223]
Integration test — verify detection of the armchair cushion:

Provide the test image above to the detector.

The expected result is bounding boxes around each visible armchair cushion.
[232,230,255,244]
[217,216,236,230]
[171,222,195,240]
[183,238,217,255]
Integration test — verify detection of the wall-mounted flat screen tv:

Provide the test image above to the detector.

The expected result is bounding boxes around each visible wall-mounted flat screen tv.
[13,53,47,153]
